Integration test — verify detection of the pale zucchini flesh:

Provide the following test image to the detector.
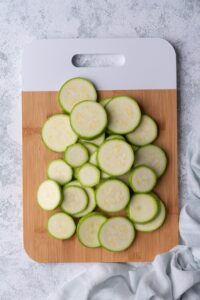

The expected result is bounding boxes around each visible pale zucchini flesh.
[65,181,96,217]
[99,217,135,252]
[80,133,105,146]
[48,212,76,239]
[96,179,130,212]
[82,142,98,154]
[59,77,97,113]
[134,200,166,232]
[64,143,89,167]
[37,180,61,211]
[128,193,159,224]
[106,96,141,134]
[61,185,88,215]
[97,140,134,176]
[73,187,96,218]
[47,159,73,185]
[70,101,107,139]
[77,213,107,247]
[78,163,100,187]
[42,114,78,152]
[126,115,158,146]
[129,166,157,193]
[134,145,167,177]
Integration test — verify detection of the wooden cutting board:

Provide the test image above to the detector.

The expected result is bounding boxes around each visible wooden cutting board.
[22,39,178,262]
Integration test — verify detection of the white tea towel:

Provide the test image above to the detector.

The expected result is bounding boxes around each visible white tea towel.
[179,137,200,246]
[47,137,200,300]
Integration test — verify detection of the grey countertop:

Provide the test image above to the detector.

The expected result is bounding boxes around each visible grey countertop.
[1,1,200,299]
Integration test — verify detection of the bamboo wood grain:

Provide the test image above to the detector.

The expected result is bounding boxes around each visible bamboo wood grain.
[22,90,178,262]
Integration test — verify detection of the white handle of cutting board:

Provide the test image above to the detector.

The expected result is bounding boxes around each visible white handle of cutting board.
[22,38,176,91]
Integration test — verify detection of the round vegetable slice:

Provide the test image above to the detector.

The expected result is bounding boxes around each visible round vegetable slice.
[134,200,166,232]
[128,193,159,224]
[66,180,80,187]
[106,134,125,141]
[47,159,73,185]
[77,213,107,247]
[74,167,81,179]
[70,101,107,139]
[81,142,98,154]
[99,217,135,252]
[37,179,61,211]
[42,114,78,152]
[100,97,112,107]
[80,133,105,146]
[73,187,96,218]
[101,172,111,179]
[58,77,97,113]
[134,145,167,177]
[129,166,157,193]
[48,212,76,239]
[89,151,97,166]
[97,140,134,176]
[105,96,141,134]
[96,179,130,212]
[126,115,158,146]
[78,163,100,187]
[61,185,88,215]
[64,143,89,167]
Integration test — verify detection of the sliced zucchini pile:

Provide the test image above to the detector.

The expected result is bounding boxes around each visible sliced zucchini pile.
[38,76,169,250]
[96,179,130,212]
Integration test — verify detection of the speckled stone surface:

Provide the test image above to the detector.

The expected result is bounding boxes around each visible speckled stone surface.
[1,0,200,299]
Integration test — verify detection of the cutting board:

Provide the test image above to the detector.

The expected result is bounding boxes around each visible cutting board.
[22,39,178,262]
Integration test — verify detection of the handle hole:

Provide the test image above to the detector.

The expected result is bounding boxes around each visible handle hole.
[71,54,125,68]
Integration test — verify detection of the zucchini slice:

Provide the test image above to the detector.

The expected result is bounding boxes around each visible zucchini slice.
[42,114,78,152]
[77,213,107,247]
[61,185,88,215]
[100,97,112,107]
[106,134,125,141]
[97,140,134,176]
[134,145,167,177]
[66,180,80,187]
[64,143,89,167]
[134,200,166,232]
[74,167,81,179]
[89,151,97,166]
[96,179,130,212]
[80,133,105,146]
[58,77,97,113]
[101,172,111,179]
[99,217,135,252]
[129,166,157,193]
[70,101,107,139]
[105,96,141,134]
[128,193,159,224]
[48,212,76,239]
[82,142,98,154]
[126,115,158,146]
[47,159,73,185]
[37,179,61,211]
[78,163,100,187]
[65,181,96,217]
[73,187,96,218]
